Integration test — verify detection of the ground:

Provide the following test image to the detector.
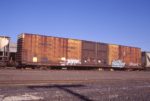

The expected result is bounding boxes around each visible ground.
[0,70,149,101]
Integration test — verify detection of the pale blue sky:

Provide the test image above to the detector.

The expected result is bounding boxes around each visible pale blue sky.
[0,0,150,51]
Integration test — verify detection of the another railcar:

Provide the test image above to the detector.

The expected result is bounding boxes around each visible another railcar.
[142,52,150,70]
[0,36,10,67]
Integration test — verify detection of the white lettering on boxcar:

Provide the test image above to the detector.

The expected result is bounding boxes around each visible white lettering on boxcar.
[129,63,139,66]
[60,58,81,66]
[66,59,81,65]
[112,60,125,68]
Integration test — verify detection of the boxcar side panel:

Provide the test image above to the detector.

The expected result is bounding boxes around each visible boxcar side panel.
[66,39,82,66]
[17,33,68,66]
[119,45,141,68]
[108,44,119,66]
[97,43,108,67]
[81,41,97,66]
[119,46,131,66]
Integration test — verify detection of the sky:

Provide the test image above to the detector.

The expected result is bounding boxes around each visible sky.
[0,0,150,51]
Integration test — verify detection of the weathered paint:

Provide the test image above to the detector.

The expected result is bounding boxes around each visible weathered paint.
[108,44,119,66]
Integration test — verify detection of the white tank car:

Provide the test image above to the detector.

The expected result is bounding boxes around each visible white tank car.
[142,52,150,69]
[0,36,10,67]
[0,37,9,50]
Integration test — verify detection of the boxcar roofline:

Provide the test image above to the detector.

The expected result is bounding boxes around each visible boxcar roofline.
[19,33,108,46]
[20,33,141,49]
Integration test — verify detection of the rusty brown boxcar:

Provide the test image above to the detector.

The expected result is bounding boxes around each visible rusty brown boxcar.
[17,33,142,69]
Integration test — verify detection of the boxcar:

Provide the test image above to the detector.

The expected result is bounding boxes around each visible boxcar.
[17,33,142,70]
[17,33,109,68]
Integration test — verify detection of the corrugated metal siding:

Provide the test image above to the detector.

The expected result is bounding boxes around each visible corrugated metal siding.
[137,48,142,65]
[108,44,119,66]
[17,33,68,66]
[130,47,141,66]
[67,39,82,65]
[119,45,141,67]
[81,41,97,66]
[48,37,68,64]
[119,46,131,66]
[97,43,108,66]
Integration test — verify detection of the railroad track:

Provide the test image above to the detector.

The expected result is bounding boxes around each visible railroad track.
[1,79,150,86]
[0,79,101,86]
